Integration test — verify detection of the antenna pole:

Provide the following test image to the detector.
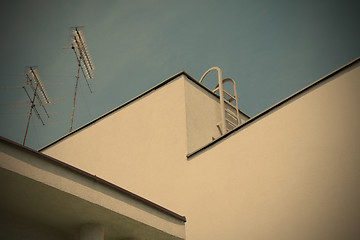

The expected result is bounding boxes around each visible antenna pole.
[68,27,95,132]
[69,63,81,132]
[23,84,39,146]
[17,67,54,146]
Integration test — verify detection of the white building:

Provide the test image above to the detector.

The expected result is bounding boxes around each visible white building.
[1,57,360,239]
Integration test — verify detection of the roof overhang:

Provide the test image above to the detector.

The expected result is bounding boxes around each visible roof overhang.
[0,136,186,239]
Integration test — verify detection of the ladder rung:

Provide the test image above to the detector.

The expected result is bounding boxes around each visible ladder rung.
[225,119,237,127]
[212,87,219,93]
[225,118,239,126]
[224,99,237,109]
[223,89,235,101]
[218,120,238,129]
[225,108,238,119]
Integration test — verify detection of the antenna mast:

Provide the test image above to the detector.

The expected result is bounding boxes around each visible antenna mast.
[69,27,95,132]
[22,67,52,145]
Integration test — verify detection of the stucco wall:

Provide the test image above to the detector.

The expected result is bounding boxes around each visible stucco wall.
[183,61,360,239]
[42,74,247,212]
[43,76,190,210]
[184,79,222,153]
[184,77,249,153]
[42,61,360,239]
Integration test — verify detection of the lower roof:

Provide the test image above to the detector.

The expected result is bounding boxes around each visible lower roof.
[0,136,186,223]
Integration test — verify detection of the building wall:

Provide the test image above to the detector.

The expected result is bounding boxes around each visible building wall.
[43,76,190,209]
[184,79,222,153]
[183,61,360,239]
[42,74,245,212]
[184,79,249,153]
[43,62,360,239]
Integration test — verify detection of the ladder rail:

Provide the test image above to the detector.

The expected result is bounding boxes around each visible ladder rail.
[199,68,240,134]
[223,78,240,126]
[199,67,226,134]
[214,78,240,128]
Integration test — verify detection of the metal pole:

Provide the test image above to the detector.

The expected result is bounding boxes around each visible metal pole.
[69,64,80,132]
[23,84,38,146]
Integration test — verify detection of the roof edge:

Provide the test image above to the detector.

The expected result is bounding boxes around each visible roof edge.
[187,56,360,158]
[39,71,187,151]
[182,72,251,118]
[39,71,249,151]
[0,136,186,222]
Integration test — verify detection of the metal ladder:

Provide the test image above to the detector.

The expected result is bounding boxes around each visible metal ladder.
[213,78,240,133]
[199,67,240,135]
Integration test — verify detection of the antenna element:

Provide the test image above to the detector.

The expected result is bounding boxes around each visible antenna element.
[69,27,95,132]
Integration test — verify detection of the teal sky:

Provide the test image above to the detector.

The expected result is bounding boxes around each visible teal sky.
[1,0,359,149]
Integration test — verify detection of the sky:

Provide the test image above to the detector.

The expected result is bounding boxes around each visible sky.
[1,0,359,150]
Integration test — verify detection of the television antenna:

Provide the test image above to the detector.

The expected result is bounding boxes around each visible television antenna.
[69,27,95,132]
[22,67,54,145]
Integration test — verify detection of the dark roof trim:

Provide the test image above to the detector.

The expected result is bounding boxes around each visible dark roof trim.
[0,136,186,222]
[187,56,360,159]
[39,71,249,151]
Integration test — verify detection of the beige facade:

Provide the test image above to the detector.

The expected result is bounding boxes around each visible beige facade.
[2,57,360,239]
[42,58,360,239]
[40,72,250,214]
[184,59,360,239]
